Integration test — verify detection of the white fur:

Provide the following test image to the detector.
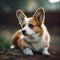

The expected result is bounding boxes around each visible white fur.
[24,33,40,42]
[10,45,15,49]
[23,48,33,55]
[42,47,49,55]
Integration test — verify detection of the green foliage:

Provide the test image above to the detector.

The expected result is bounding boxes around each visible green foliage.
[0,35,11,51]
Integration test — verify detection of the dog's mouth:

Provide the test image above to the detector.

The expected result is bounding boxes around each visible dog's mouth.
[23,33,32,37]
[22,32,27,36]
[23,32,34,38]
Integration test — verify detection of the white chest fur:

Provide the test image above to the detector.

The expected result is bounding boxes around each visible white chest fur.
[32,38,46,51]
[23,31,47,51]
[32,33,47,51]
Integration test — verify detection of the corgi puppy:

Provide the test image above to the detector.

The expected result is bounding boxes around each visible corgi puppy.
[11,7,50,56]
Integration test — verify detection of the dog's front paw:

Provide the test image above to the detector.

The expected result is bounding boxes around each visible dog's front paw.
[42,48,50,56]
[42,50,49,56]
[23,48,33,55]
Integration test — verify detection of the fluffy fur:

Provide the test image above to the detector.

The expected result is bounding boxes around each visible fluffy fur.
[11,7,50,56]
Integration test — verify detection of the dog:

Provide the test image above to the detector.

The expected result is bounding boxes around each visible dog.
[10,7,50,56]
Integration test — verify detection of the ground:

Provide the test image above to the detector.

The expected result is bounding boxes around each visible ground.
[0,49,60,60]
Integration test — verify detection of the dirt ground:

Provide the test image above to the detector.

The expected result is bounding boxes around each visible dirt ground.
[0,48,60,60]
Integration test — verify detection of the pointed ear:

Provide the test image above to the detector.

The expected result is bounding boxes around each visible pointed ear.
[33,7,45,24]
[16,10,26,24]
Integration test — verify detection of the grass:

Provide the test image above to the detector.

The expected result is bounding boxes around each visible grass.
[0,35,11,51]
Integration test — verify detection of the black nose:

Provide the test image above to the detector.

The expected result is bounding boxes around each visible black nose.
[22,30,26,35]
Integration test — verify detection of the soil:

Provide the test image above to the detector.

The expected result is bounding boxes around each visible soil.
[0,48,60,60]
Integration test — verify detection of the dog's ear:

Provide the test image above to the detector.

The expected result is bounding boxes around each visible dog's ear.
[33,7,45,24]
[16,10,26,24]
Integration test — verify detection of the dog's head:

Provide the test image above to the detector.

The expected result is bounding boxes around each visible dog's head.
[16,7,45,36]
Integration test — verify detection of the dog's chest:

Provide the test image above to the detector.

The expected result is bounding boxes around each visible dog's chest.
[32,39,46,51]
[24,34,46,51]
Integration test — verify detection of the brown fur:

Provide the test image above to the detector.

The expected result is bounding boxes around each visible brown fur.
[28,18,40,32]
[12,30,28,50]
[46,34,49,41]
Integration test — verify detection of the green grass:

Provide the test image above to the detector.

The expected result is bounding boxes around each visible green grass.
[0,35,11,51]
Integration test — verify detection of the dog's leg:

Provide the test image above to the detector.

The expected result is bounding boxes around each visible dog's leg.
[42,33,50,56]
[42,46,50,55]
[17,38,33,55]
[23,48,33,55]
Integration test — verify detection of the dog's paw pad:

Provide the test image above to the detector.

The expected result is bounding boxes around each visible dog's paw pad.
[23,48,33,55]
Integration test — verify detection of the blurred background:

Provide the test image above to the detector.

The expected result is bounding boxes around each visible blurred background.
[0,0,60,52]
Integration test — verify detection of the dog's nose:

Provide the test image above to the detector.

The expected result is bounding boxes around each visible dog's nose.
[22,30,26,35]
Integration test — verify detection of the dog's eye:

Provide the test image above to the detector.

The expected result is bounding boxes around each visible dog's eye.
[23,24,25,27]
[29,24,34,28]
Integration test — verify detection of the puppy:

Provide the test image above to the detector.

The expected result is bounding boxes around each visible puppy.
[11,7,50,56]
